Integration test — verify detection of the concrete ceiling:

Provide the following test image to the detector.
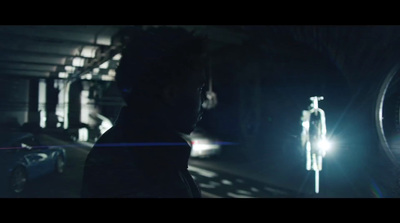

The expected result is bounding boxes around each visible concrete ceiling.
[0,25,248,80]
[0,25,122,79]
[2,25,400,86]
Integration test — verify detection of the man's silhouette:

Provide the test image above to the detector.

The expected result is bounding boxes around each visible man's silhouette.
[81,26,208,198]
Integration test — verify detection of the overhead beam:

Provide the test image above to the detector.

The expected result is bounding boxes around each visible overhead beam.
[0,35,101,50]
[0,54,66,65]
[0,60,66,67]
[0,68,56,73]
[0,62,57,71]
[0,48,82,59]
[0,70,50,77]
[0,27,109,47]
[0,72,49,79]
[35,25,108,34]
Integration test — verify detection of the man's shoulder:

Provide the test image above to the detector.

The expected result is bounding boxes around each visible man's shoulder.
[87,127,124,160]
[96,126,119,143]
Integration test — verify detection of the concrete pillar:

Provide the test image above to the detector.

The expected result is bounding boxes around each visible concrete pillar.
[28,79,40,124]
[45,78,60,128]
[68,80,83,129]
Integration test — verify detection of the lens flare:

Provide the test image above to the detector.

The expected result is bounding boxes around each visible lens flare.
[369,179,384,198]
[318,139,332,151]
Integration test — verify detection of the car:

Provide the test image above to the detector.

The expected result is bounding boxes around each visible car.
[186,128,222,158]
[0,131,66,196]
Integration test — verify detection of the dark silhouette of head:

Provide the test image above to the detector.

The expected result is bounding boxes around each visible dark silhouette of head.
[115,26,208,134]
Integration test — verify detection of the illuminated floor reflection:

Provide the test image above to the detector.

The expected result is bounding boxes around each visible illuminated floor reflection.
[188,164,298,198]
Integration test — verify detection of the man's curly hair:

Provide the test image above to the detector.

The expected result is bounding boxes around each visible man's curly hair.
[115,26,208,103]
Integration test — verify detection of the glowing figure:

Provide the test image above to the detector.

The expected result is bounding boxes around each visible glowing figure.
[301,96,330,194]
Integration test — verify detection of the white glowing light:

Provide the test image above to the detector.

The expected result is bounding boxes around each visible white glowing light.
[112,53,122,60]
[108,69,116,76]
[21,143,32,150]
[81,46,98,58]
[190,140,220,157]
[101,75,115,81]
[93,68,100,74]
[58,72,68,78]
[96,114,113,135]
[39,79,46,128]
[79,127,89,141]
[99,61,109,69]
[96,36,111,46]
[65,66,76,73]
[192,140,219,151]
[72,57,85,67]
[81,73,92,80]
[318,139,332,151]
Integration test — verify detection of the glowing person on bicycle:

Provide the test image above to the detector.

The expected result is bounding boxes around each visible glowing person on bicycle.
[302,96,328,171]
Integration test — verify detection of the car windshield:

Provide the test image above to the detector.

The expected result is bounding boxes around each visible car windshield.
[1,25,400,198]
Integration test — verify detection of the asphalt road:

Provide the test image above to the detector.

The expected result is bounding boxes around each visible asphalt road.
[7,134,307,198]
[8,134,399,198]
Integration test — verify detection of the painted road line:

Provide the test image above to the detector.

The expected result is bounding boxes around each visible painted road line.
[188,165,218,178]
[227,192,255,198]
[201,191,221,198]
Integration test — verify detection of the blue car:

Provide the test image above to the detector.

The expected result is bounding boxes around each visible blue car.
[0,131,66,196]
